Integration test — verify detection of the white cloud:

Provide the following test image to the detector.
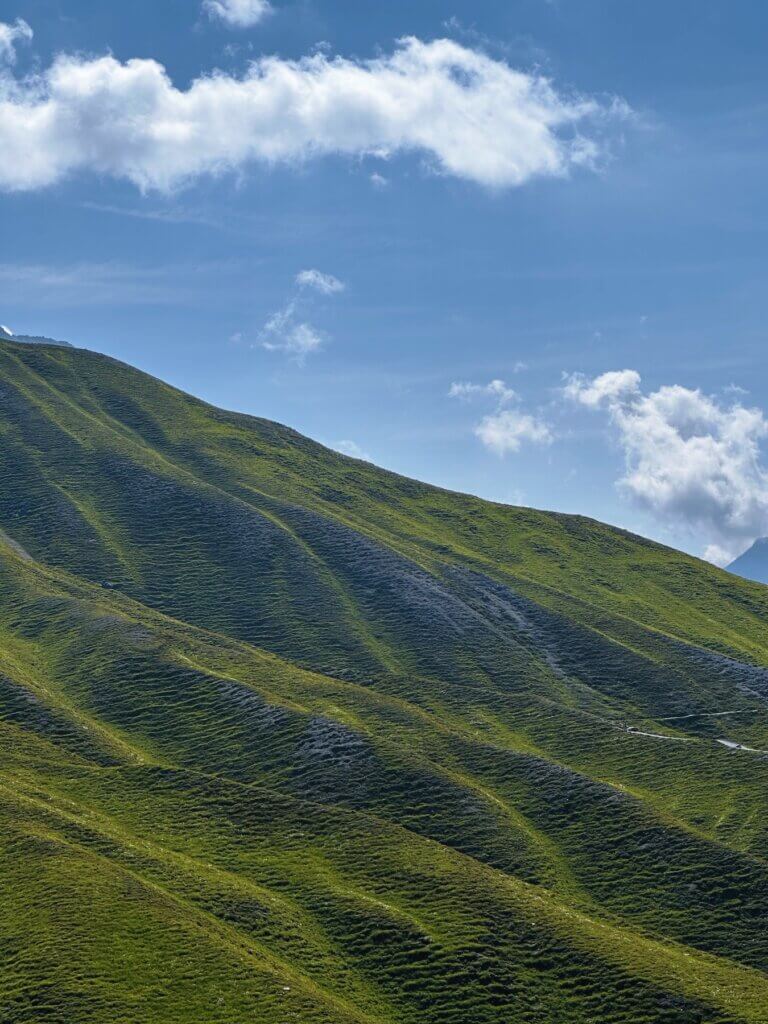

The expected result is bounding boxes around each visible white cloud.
[0,34,627,192]
[261,317,322,360]
[296,269,345,295]
[475,409,553,455]
[0,18,32,64]
[370,172,389,189]
[450,377,551,454]
[563,368,640,407]
[565,370,768,564]
[256,268,344,363]
[332,439,371,461]
[449,379,517,404]
[203,0,272,28]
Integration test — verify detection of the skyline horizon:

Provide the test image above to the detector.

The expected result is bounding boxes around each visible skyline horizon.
[1,322,763,569]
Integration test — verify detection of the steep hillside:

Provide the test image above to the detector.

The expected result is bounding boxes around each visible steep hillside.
[1,338,767,1023]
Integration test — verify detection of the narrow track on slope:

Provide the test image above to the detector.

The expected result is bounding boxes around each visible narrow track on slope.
[657,710,761,722]
[624,723,768,755]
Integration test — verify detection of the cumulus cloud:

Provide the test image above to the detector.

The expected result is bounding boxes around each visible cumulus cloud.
[475,410,553,455]
[450,377,553,455]
[0,19,32,64]
[296,269,345,295]
[0,33,626,192]
[203,0,272,28]
[449,379,517,404]
[565,370,768,563]
[256,268,344,363]
[563,368,640,408]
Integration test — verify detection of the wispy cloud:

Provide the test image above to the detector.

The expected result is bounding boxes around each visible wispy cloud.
[449,379,517,404]
[331,439,371,461]
[203,0,272,28]
[0,19,32,64]
[296,269,345,295]
[253,269,346,364]
[0,31,628,192]
[0,260,237,307]
[79,201,223,229]
[261,311,323,361]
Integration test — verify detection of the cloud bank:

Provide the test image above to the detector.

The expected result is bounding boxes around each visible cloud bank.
[0,31,625,192]
[203,0,272,28]
[565,370,768,564]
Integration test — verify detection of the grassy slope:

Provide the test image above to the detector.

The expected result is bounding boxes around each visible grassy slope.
[1,340,768,1022]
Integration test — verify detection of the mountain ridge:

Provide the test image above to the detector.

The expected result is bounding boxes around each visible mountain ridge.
[0,324,73,347]
[0,337,767,1023]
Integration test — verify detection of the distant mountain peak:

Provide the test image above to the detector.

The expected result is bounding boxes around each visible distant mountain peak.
[727,537,768,585]
[0,323,73,347]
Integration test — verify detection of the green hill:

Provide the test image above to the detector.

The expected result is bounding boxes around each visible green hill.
[1,337,768,1023]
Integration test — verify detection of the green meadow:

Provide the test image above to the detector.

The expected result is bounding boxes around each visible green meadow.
[1,338,768,1022]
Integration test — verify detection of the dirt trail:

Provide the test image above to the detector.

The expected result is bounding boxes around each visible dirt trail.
[0,527,33,562]
[625,721,768,756]
[715,738,768,754]
[626,727,691,743]
[656,710,760,722]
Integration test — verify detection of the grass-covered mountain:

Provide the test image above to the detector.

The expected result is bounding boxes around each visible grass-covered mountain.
[1,337,768,1023]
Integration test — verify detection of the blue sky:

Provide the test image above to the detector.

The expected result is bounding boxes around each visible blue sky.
[1,0,766,562]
